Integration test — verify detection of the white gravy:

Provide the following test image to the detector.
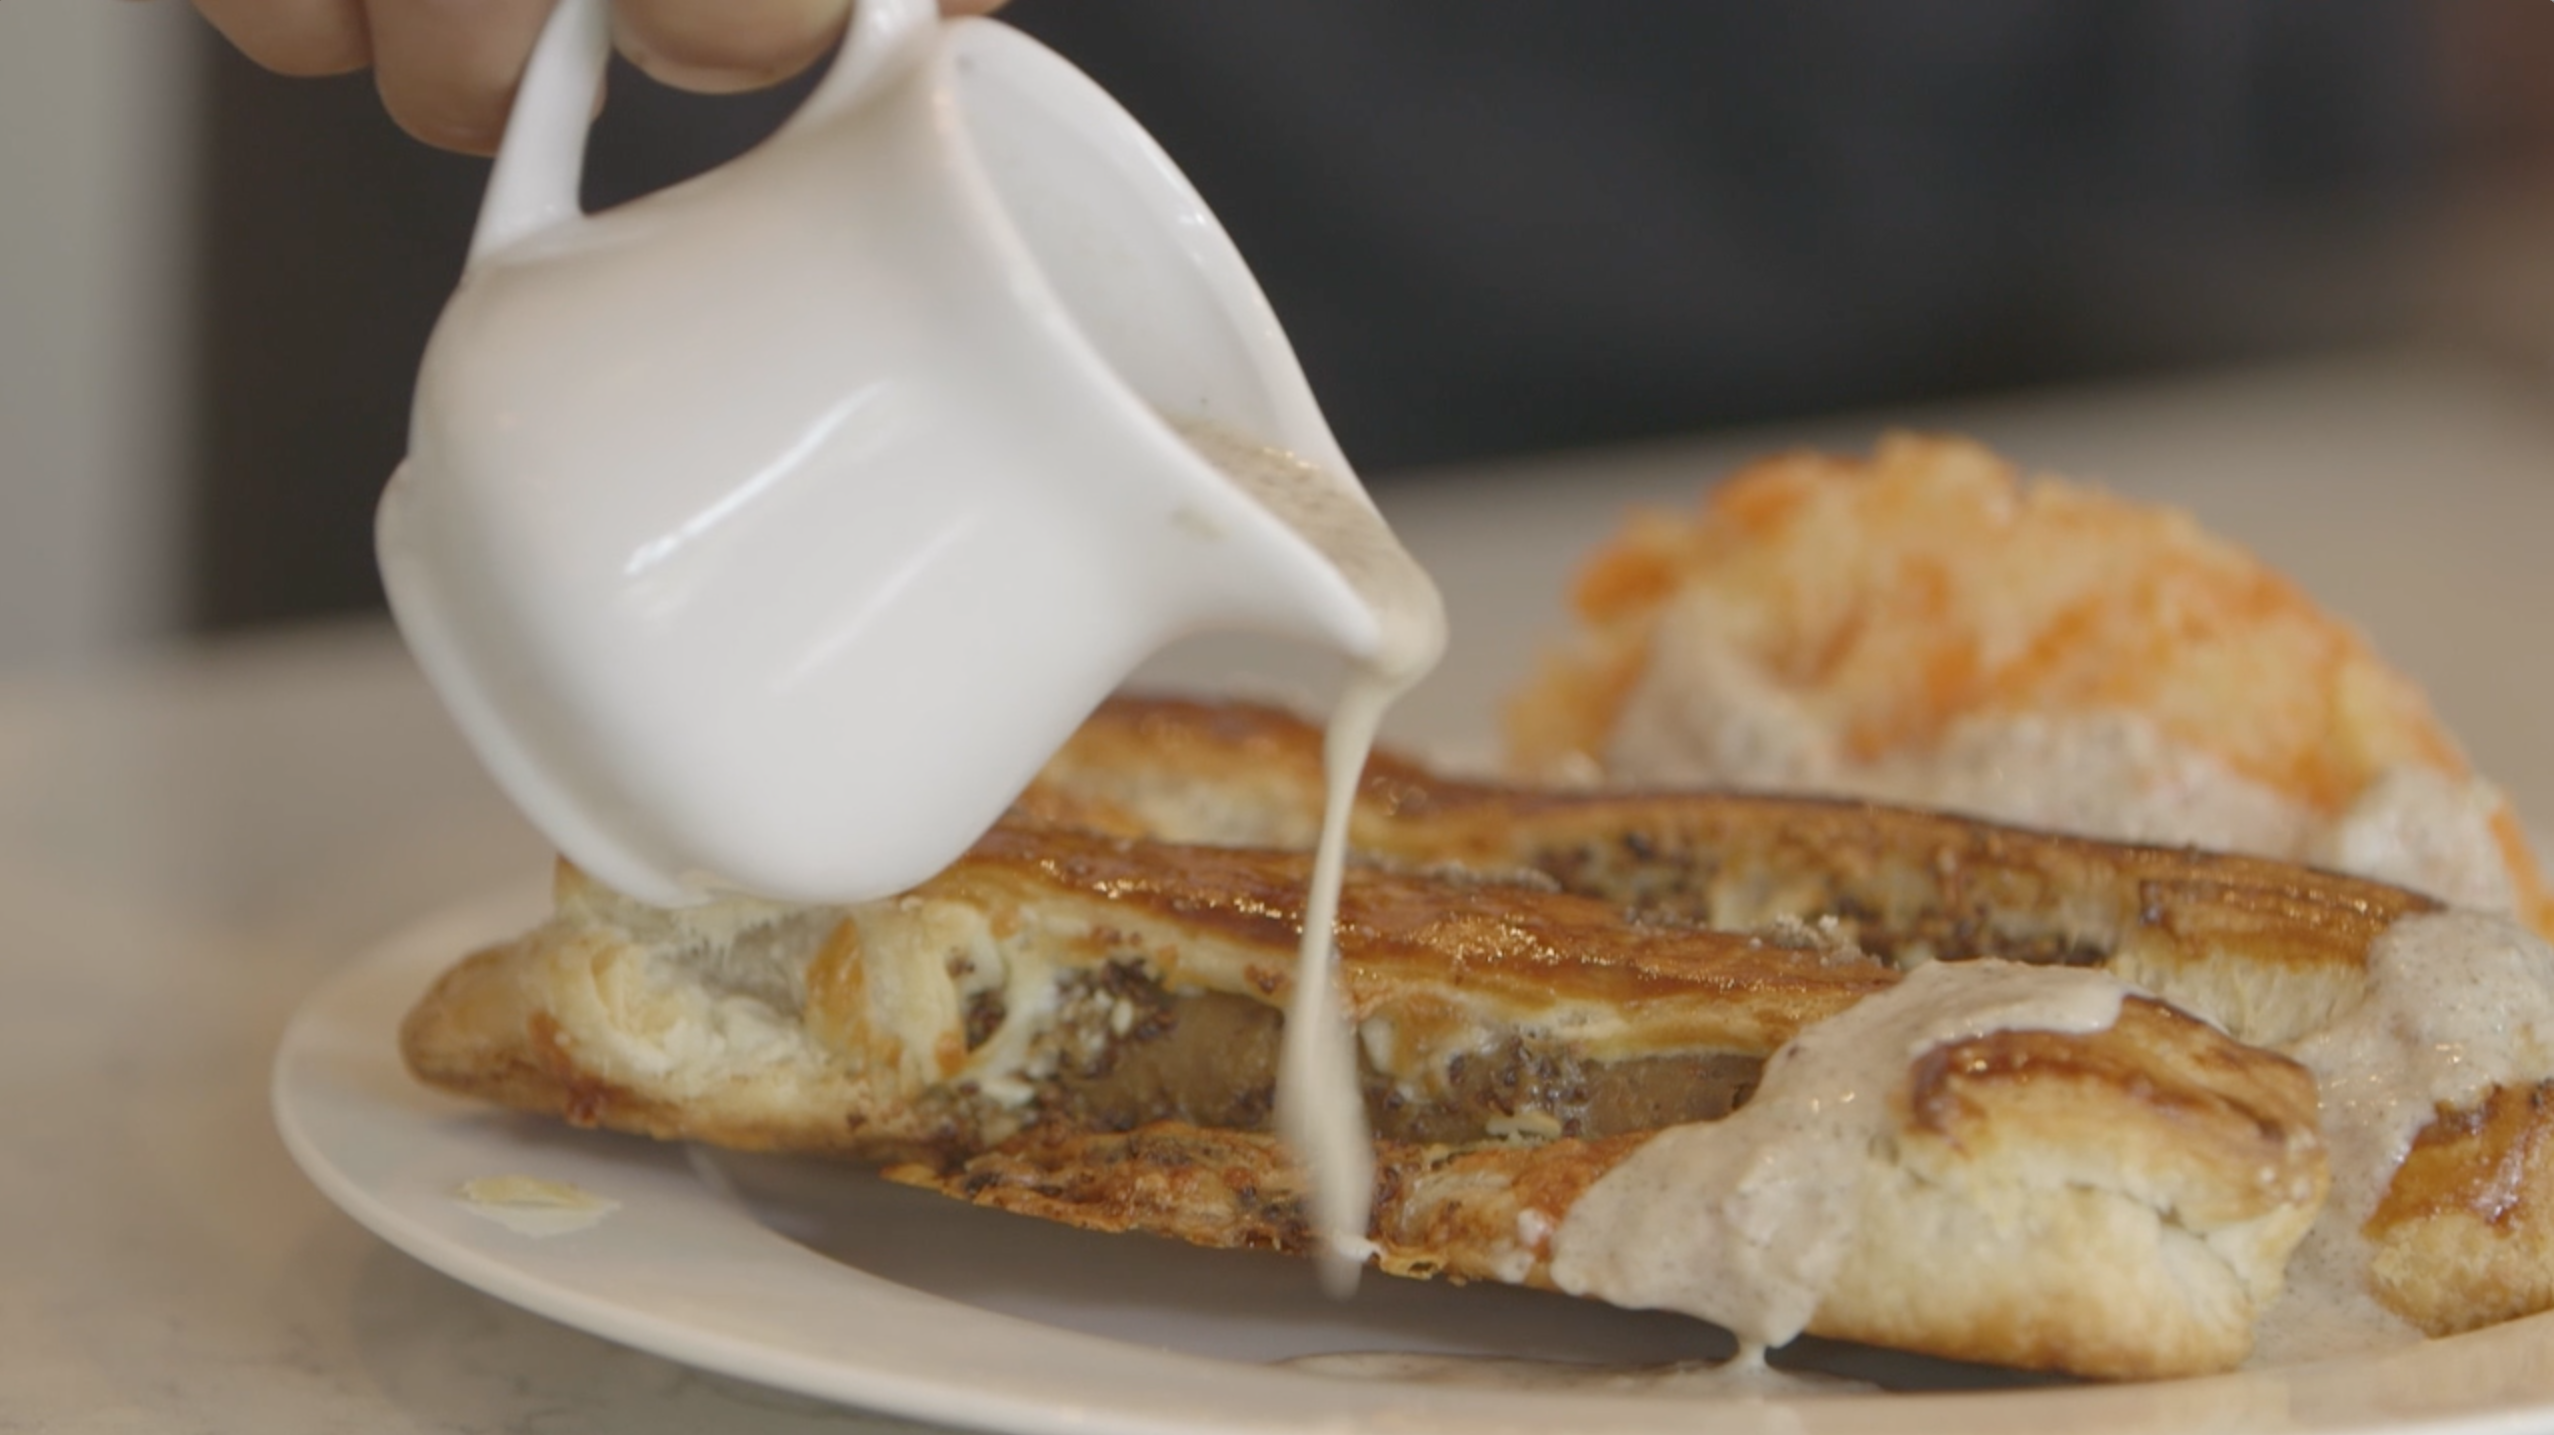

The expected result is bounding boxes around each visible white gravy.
[2314,769,2519,915]
[1548,959,2128,1358]
[1179,422,1447,1292]
[2255,909,2554,1361]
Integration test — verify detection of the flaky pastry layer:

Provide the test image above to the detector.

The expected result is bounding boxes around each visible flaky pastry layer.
[1028,696,2554,1339]
[401,701,2355,1378]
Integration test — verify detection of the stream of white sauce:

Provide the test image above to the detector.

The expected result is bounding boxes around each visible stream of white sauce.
[1179,422,1447,1292]
[1548,959,2129,1358]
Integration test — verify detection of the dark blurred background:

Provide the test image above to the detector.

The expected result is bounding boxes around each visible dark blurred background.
[190,0,2554,633]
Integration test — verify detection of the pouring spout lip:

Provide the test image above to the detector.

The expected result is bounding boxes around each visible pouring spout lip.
[920,18,1428,669]
[385,5,1444,909]
[1128,414,1411,665]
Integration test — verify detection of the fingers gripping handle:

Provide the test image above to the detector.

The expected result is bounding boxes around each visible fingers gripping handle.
[469,0,610,265]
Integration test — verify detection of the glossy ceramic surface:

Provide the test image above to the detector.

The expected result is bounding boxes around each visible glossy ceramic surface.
[378,0,1401,909]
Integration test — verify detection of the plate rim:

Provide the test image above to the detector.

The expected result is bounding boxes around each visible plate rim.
[273,887,2554,1435]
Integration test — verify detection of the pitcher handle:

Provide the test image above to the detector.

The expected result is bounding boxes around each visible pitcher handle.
[469,0,939,266]
[794,0,940,125]
[468,0,610,264]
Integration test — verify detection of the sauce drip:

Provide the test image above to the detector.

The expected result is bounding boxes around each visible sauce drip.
[453,1174,621,1237]
[1177,421,1447,1292]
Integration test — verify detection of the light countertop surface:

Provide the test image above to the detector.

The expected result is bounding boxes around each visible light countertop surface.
[10,348,2554,1432]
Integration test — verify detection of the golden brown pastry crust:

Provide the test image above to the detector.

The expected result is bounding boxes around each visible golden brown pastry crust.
[896,996,2321,1380]
[2368,1080,2554,1335]
[1031,696,2430,1046]
[1025,696,2554,1340]
[403,704,2354,1378]
[403,832,1909,1161]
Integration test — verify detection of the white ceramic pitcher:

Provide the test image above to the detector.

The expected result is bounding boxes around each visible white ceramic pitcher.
[378,0,1420,907]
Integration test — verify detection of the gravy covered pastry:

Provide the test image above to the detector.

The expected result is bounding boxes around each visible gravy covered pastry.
[1503,434,2554,935]
[409,695,2554,1378]
[406,810,2324,1379]
[1035,700,2554,1349]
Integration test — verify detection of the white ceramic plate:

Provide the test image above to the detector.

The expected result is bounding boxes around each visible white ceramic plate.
[275,884,2554,1435]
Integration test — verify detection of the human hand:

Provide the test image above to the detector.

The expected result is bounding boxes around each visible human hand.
[191,0,1010,155]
